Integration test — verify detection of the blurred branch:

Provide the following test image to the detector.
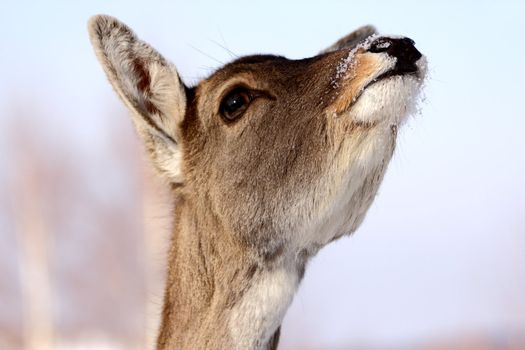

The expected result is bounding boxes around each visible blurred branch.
[10,122,54,350]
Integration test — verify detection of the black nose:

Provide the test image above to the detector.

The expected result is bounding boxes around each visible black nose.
[369,37,422,73]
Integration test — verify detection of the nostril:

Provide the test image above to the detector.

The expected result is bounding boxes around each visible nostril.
[369,38,393,53]
[370,37,422,65]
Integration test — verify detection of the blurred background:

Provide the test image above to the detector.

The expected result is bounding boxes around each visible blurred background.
[1,1,524,349]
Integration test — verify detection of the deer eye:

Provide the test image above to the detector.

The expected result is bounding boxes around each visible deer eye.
[220,88,253,121]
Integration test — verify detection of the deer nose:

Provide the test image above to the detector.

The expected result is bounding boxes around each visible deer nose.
[369,37,422,72]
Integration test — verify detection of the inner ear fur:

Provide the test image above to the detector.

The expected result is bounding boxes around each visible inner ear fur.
[88,14,186,183]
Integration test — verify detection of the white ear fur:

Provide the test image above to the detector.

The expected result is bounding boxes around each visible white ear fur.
[88,15,185,183]
[320,25,377,54]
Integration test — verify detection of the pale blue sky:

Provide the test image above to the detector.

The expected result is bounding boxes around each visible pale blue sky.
[1,1,524,348]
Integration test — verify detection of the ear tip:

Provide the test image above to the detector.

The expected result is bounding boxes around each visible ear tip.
[87,14,113,35]
[87,14,133,44]
[359,25,378,36]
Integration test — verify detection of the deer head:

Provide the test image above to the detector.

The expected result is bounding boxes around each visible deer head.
[88,15,426,350]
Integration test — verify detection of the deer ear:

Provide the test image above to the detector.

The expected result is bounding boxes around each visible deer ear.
[320,25,377,54]
[88,15,185,183]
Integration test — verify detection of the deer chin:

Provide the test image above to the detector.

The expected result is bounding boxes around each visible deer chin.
[349,57,427,128]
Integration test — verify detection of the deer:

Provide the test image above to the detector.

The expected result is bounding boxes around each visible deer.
[87,15,426,350]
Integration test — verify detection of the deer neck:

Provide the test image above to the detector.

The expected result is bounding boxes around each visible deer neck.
[157,194,303,350]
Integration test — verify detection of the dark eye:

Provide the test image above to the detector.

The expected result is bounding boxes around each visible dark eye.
[220,88,253,121]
